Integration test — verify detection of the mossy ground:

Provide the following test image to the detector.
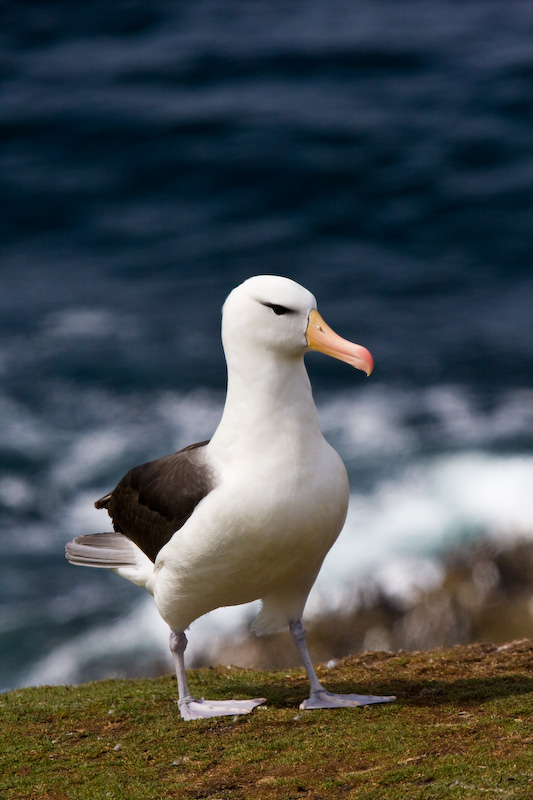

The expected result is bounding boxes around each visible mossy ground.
[2,640,533,799]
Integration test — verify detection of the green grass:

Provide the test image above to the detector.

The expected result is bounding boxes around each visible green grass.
[2,641,533,799]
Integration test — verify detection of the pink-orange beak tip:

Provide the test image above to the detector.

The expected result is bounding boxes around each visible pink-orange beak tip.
[306,309,374,377]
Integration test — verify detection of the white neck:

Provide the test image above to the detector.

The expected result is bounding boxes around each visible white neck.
[209,346,322,464]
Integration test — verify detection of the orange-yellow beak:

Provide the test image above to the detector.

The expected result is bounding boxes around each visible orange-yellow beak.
[306,309,374,376]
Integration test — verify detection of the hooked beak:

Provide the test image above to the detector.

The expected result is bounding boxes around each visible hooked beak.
[306,309,374,376]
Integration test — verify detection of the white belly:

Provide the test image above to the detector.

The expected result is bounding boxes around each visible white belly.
[153,441,349,632]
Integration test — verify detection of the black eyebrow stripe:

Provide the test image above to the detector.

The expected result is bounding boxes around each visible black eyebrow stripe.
[259,301,295,315]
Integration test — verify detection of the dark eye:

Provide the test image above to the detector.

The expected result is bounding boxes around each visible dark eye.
[261,302,293,316]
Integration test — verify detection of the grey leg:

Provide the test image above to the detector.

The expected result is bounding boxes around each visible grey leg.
[289,619,396,710]
[169,630,266,721]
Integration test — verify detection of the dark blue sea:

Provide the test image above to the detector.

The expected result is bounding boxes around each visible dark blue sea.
[2,0,533,691]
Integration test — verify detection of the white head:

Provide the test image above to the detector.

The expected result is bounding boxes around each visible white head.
[221,275,373,375]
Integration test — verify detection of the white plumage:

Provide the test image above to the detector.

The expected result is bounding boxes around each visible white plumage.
[66,275,394,719]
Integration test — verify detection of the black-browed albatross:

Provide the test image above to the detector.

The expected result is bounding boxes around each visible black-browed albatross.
[66,275,395,720]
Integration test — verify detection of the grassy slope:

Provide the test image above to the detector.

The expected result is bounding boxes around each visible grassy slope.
[2,640,533,800]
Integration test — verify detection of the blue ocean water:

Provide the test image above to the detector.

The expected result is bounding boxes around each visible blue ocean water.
[1,0,533,690]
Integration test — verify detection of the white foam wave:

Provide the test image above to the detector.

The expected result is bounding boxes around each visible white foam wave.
[0,476,34,510]
[42,307,134,341]
[312,451,533,607]
[20,593,261,688]
[52,429,130,488]
[21,598,171,688]
[319,384,533,457]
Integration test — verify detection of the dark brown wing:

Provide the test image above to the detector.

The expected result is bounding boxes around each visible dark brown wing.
[95,440,214,562]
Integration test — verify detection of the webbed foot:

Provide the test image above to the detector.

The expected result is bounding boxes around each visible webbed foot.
[300,689,396,710]
[178,696,266,721]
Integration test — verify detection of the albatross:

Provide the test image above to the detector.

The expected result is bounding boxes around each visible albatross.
[66,275,395,720]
